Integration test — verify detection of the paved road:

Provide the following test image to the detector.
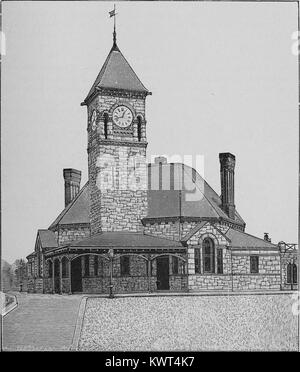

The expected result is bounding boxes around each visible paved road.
[2,293,82,351]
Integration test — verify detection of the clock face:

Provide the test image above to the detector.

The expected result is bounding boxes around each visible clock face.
[91,110,97,131]
[112,106,133,128]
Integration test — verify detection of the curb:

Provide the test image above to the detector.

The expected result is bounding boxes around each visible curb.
[82,290,298,299]
[70,296,88,351]
[2,294,18,317]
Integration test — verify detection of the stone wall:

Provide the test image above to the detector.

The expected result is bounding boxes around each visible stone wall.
[88,93,148,236]
[89,143,148,235]
[57,225,90,246]
[143,221,198,241]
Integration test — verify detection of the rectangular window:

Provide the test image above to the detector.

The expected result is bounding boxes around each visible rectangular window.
[250,255,259,274]
[217,248,223,274]
[194,248,201,274]
[120,256,130,276]
[172,257,179,275]
[203,246,215,273]
[84,255,90,277]
[94,256,98,277]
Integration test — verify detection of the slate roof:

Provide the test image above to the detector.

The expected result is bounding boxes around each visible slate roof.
[48,162,245,231]
[48,182,90,229]
[225,228,277,249]
[147,162,245,225]
[82,43,150,105]
[38,229,58,249]
[69,232,183,248]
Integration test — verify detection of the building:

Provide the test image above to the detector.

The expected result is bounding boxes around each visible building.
[27,24,298,294]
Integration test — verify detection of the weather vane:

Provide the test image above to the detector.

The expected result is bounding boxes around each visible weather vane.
[109,4,117,45]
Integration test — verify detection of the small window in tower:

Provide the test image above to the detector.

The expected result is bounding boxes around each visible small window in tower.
[137,116,142,142]
[104,113,109,139]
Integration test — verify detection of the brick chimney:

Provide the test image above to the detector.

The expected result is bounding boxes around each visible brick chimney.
[219,153,235,219]
[63,169,81,207]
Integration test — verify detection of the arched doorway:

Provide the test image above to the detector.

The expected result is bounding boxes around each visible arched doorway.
[71,256,82,292]
[54,259,60,294]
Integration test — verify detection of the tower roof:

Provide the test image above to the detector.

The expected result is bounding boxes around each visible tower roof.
[82,43,150,105]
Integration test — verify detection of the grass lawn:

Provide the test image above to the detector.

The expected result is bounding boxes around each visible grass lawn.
[79,294,299,351]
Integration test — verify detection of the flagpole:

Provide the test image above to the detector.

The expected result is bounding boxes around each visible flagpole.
[113,4,116,45]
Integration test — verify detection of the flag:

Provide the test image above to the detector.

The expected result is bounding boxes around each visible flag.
[109,9,116,18]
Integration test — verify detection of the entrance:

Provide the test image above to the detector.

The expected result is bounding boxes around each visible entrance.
[156,256,169,290]
[71,257,82,292]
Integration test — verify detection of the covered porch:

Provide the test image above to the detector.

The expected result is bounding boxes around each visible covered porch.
[43,232,188,295]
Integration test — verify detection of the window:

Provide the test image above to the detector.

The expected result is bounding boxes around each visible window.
[172,257,179,275]
[120,256,130,276]
[137,116,142,141]
[250,255,259,274]
[203,238,215,273]
[104,113,109,139]
[94,256,98,277]
[194,248,201,274]
[287,263,297,284]
[217,248,223,274]
[84,255,90,277]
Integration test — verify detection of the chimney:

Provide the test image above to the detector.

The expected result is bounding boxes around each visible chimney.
[219,153,236,219]
[63,169,81,207]
[154,156,167,165]
[264,233,271,242]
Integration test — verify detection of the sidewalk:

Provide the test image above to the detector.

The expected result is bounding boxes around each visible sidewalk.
[2,292,83,351]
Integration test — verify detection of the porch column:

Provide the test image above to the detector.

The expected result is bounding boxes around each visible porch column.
[59,259,63,294]
[148,256,152,293]
[108,249,114,298]
[52,259,55,294]
[68,258,72,294]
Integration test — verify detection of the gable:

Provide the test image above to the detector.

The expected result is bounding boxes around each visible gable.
[49,182,90,229]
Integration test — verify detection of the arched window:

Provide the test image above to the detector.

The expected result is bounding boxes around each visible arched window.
[287,263,297,284]
[103,112,109,139]
[203,238,215,273]
[137,116,142,142]
[62,257,68,278]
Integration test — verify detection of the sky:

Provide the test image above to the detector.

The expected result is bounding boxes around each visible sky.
[1,1,298,264]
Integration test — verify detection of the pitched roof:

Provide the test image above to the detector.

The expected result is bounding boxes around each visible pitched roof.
[69,232,183,248]
[48,162,245,230]
[82,44,150,104]
[225,228,277,249]
[146,163,245,226]
[37,229,57,249]
[48,182,90,229]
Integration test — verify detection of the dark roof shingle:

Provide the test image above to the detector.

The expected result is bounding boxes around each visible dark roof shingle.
[82,44,150,104]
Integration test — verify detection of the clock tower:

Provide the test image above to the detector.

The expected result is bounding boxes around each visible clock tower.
[81,36,151,235]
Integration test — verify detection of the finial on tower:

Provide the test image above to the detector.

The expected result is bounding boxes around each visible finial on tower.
[109,4,117,47]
